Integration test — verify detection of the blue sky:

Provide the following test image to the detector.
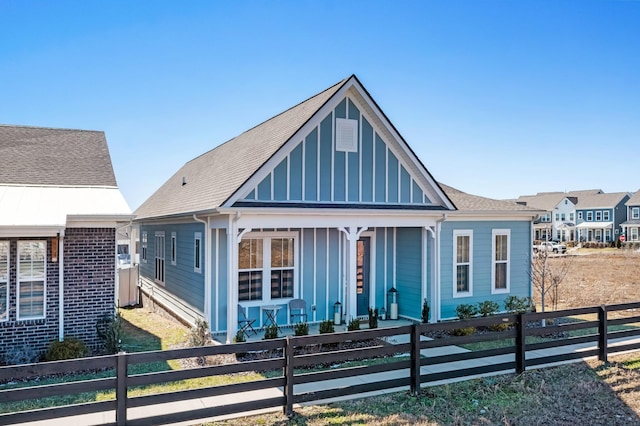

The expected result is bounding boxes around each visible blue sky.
[2,0,638,210]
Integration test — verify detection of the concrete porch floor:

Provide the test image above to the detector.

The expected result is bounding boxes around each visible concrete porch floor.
[211,318,416,344]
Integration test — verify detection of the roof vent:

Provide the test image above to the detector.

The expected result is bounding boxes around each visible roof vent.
[182,177,187,186]
[335,118,358,152]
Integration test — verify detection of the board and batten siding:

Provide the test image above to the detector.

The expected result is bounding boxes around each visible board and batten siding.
[139,222,205,312]
[243,97,433,206]
[439,220,532,320]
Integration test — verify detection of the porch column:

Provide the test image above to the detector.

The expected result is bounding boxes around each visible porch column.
[339,226,367,320]
[225,217,239,344]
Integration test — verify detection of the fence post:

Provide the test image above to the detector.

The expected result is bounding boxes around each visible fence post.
[284,336,294,417]
[598,305,608,362]
[515,313,526,374]
[116,351,128,426]
[410,324,421,395]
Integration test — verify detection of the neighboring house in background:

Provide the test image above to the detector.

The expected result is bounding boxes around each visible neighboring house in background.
[516,193,578,241]
[0,125,132,360]
[134,75,541,343]
[574,192,630,243]
[620,190,640,242]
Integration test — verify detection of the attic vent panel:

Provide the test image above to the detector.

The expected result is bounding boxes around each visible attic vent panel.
[335,118,358,152]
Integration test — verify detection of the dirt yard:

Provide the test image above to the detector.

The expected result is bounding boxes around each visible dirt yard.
[538,250,640,311]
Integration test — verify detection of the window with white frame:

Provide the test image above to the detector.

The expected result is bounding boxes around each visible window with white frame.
[570,213,575,222]
[238,233,296,302]
[17,241,46,320]
[171,232,177,266]
[141,232,148,263]
[596,211,602,221]
[631,228,639,241]
[492,230,510,293]
[155,232,165,284]
[0,241,8,322]
[561,213,566,221]
[633,207,640,220]
[453,230,473,297]
[605,229,611,242]
[603,211,610,221]
[194,232,202,273]
[555,213,560,221]
[587,211,593,221]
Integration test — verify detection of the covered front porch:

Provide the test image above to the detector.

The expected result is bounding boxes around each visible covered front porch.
[204,209,445,343]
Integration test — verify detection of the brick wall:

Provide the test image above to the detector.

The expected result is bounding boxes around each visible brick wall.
[0,228,115,362]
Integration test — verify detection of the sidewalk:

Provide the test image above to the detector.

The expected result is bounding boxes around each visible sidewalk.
[16,335,640,426]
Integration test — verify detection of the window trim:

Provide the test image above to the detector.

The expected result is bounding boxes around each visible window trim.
[453,229,473,298]
[596,211,602,221]
[633,207,640,220]
[587,211,593,221]
[238,231,298,306]
[491,229,510,294]
[17,240,47,321]
[170,232,177,266]
[631,227,639,241]
[141,232,148,263]
[603,211,610,221]
[194,232,202,273]
[0,241,9,323]
[154,232,165,285]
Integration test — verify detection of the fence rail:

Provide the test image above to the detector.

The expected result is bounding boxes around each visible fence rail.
[2,302,640,425]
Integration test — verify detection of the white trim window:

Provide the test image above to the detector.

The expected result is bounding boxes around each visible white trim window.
[587,211,593,221]
[238,232,297,303]
[632,207,640,220]
[141,232,148,263]
[155,232,165,284]
[17,241,46,320]
[0,241,8,322]
[596,211,602,221]
[603,211,610,221]
[631,228,639,241]
[171,232,177,266]
[194,232,202,273]
[492,230,510,294]
[453,230,473,297]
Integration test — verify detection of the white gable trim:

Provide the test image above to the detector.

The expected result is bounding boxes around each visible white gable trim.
[224,76,456,210]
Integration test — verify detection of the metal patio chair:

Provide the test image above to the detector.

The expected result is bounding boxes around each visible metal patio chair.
[238,304,257,338]
[289,298,308,323]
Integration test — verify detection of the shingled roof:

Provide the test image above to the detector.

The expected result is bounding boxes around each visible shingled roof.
[135,78,348,219]
[573,191,630,209]
[441,184,540,213]
[626,190,640,206]
[0,125,118,187]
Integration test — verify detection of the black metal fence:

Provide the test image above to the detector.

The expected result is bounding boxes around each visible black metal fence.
[2,302,640,425]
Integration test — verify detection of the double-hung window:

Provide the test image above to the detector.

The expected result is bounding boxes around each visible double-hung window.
[0,241,8,322]
[587,211,593,221]
[492,230,510,293]
[453,230,473,297]
[596,211,602,221]
[238,233,296,302]
[631,228,639,241]
[155,232,165,284]
[17,241,46,320]
[633,208,640,220]
[603,211,610,221]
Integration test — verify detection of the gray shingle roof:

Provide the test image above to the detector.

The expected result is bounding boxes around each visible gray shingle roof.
[0,125,117,187]
[441,184,540,213]
[134,78,348,219]
[626,190,640,206]
[515,193,570,211]
[573,192,630,209]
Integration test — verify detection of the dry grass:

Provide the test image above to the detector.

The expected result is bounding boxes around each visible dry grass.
[206,251,640,425]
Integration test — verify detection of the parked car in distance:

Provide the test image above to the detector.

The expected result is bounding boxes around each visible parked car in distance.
[533,241,567,254]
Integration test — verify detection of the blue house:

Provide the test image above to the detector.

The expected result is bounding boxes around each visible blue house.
[574,191,630,243]
[620,190,640,242]
[134,75,540,342]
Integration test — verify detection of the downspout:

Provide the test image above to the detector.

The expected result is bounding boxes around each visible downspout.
[226,212,241,344]
[193,214,211,325]
[58,230,65,341]
[435,213,447,323]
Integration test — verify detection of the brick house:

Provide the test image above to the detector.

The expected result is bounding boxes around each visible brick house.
[0,125,132,361]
